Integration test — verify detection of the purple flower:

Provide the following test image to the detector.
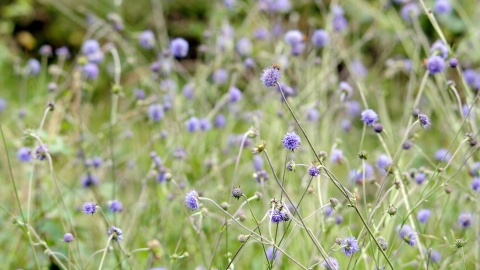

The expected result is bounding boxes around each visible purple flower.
[17,147,32,162]
[253,27,269,40]
[397,224,413,239]
[86,50,104,64]
[291,42,305,56]
[405,232,417,246]
[148,104,164,122]
[244,58,256,69]
[331,5,345,16]
[182,83,195,99]
[109,199,123,213]
[134,88,146,100]
[236,37,252,56]
[83,202,97,215]
[260,66,281,87]
[35,144,49,161]
[339,81,353,98]
[471,177,480,192]
[349,163,374,183]
[434,148,451,162]
[361,109,378,126]
[306,108,320,122]
[345,100,361,117]
[229,86,242,102]
[427,56,445,74]
[55,46,70,58]
[63,233,74,242]
[82,39,100,55]
[199,118,212,131]
[308,164,320,176]
[170,38,189,58]
[0,98,6,113]
[430,40,449,59]
[272,24,283,37]
[341,119,351,132]
[214,114,227,128]
[83,63,99,79]
[458,212,472,228]
[434,0,452,14]
[267,0,291,12]
[352,59,368,78]
[463,69,477,85]
[212,69,228,85]
[321,257,339,270]
[417,209,431,223]
[418,113,431,128]
[27,58,41,76]
[341,236,359,256]
[311,29,329,48]
[253,154,263,171]
[39,45,52,57]
[331,149,344,164]
[282,131,301,151]
[400,3,420,22]
[431,250,441,262]
[254,170,269,183]
[284,30,303,45]
[224,0,236,9]
[332,15,348,32]
[470,162,480,177]
[139,30,155,49]
[107,225,123,242]
[335,214,343,224]
[186,117,200,132]
[81,173,99,188]
[185,190,200,210]
[414,172,427,184]
[269,209,286,223]
[377,154,391,171]
[265,246,281,261]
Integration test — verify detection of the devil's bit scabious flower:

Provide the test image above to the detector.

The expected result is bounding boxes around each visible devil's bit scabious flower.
[284,30,303,45]
[458,212,472,228]
[311,29,329,48]
[377,236,388,251]
[471,177,480,192]
[431,249,441,262]
[236,37,252,56]
[308,165,320,177]
[139,30,155,49]
[397,224,413,239]
[148,103,164,123]
[39,45,52,57]
[449,58,458,68]
[463,69,477,85]
[81,173,99,188]
[212,69,228,85]
[400,3,420,22]
[17,147,32,162]
[434,148,451,162]
[35,144,49,161]
[414,172,427,184]
[361,109,378,126]
[332,15,348,32]
[376,154,391,171]
[435,0,452,14]
[405,232,417,246]
[417,209,431,223]
[260,65,281,87]
[253,154,263,171]
[427,56,445,74]
[27,58,41,76]
[82,39,100,55]
[417,113,431,128]
[107,225,123,242]
[265,246,280,261]
[231,187,243,199]
[321,257,339,270]
[282,131,301,151]
[185,190,200,210]
[170,38,189,58]
[83,63,99,80]
[214,114,226,128]
[199,118,212,131]
[83,202,97,215]
[341,236,359,256]
[109,199,123,213]
[55,46,70,58]
[63,233,74,242]
[229,86,242,102]
[331,149,344,164]
[185,117,200,132]
[269,209,285,223]
[430,40,449,59]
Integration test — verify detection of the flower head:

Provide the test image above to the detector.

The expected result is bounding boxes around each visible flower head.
[269,209,285,223]
[63,233,74,242]
[471,177,480,192]
[148,103,164,122]
[332,15,348,32]
[107,225,123,242]
[199,118,212,131]
[308,164,320,177]
[284,30,303,45]
[430,40,449,59]
[414,172,427,184]
[331,149,344,164]
[458,212,472,228]
[27,58,41,76]
[185,190,200,210]
[435,0,452,14]
[418,113,431,128]
[400,3,420,22]
[282,131,301,151]
[265,246,281,261]
[321,257,339,270]
[82,39,100,55]
[404,232,417,246]
[229,86,242,102]
[81,173,99,188]
[139,30,155,49]
[377,154,391,171]
[427,56,445,74]
[260,65,281,87]
[417,209,431,223]
[170,38,189,58]
[35,144,49,161]
[83,63,99,79]
[341,236,359,256]
[185,117,200,132]
[109,199,123,213]
[236,37,252,56]
[212,69,228,85]
[361,109,378,126]
[434,148,451,162]
[311,29,329,48]
[83,202,97,215]
[17,147,32,162]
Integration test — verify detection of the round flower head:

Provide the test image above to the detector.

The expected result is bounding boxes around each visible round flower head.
[55,46,70,58]
[229,86,242,102]
[199,118,212,131]
[253,27,269,40]
[269,209,286,223]
[417,209,431,223]
[170,38,189,58]
[107,225,123,242]
[83,202,97,215]
[434,148,451,162]
[418,113,431,128]
[308,164,320,177]
[148,103,164,123]
[377,154,391,171]
[109,199,123,213]
[82,39,100,55]
[332,15,348,32]
[282,131,301,151]
[291,42,305,56]
[284,30,303,45]
[361,109,378,126]
[463,69,477,85]
[458,212,472,228]
[470,162,480,177]
[212,69,228,85]
[414,172,427,184]
[352,59,368,78]
[434,0,452,14]
[87,50,104,64]
[331,149,344,164]
[431,249,441,263]
[35,144,49,161]
[185,190,200,210]
[267,0,291,12]
[341,119,351,132]
[404,232,417,246]
[182,83,195,99]
[185,117,200,132]
[17,147,32,162]
[311,29,329,48]
[254,170,270,183]
[236,37,252,56]
[306,108,320,122]
[244,57,256,69]
[430,40,449,59]
[134,88,146,100]
[397,224,413,239]
[63,233,74,242]
[27,58,41,76]
[471,177,480,192]
[0,98,6,113]
[321,257,339,270]
[448,57,458,68]
[265,246,281,261]
[341,236,359,256]
[427,55,445,74]
[81,173,99,188]
[83,63,99,80]
[400,3,420,22]
[253,154,263,171]
[214,114,226,128]
[39,45,52,57]
[139,30,155,49]
[260,65,281,87]
[345,100,361,117]
[350,163,374,184]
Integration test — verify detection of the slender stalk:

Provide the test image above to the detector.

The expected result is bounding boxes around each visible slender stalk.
[99,235,114,270]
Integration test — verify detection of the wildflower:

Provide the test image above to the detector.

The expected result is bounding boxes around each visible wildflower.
[170,38,189,58]
[403,140,413,150]
[254,170,269,183]
[212,69,228,85]
[417,209,431,223]
[463,69,477,85]
[306,108,320,122]
[55,46,70,58]
[109,199,123,213]
[377,236,388,251]
[265,246,281,261]
[341,119,351,132]
[253,155,263,171]
[454,238,466,249]
[349,163,374,184]
[35,144,49,161]
[373,123,383,133]
[430,40,449,59]
[83,63,99,79]
[418,113,431,128]
[404,232,417,246]
[27,58,41,76]
[229,86,242,102]
[253,27,269,40]
[17,147,32,162]
[39,45,52,57]
[352,59,368,78]
[185,190,200,210]
[107,225,123,242]
[81,173,99,188]
[133,88,145,100]
[387,205,397,216]
[332,15,348,32]
[321,257,339,270]
[449,58,458,68]
[83,202,97,215]
[231,187,243,199]
[471,178,480,192]
[148,104,164,123]
[236,37,252,56]
[335,214,343,224]
[284,30,303,45]
[82,39,100,55]
[139,30,155,49]
[434,148,451,162]
[458,212,472,228]
[311,29,329,48]
[291,42,305,56]
[400,3,420,22]
[430,249,441,262]
[260,65,281,87]
[0,98,6,113]
[185,117,200,132]
[214,114,226,128]
[361,109,378,126]
[377,154,391,171]
[414,172,427,184]
[282,131,301,151]
[427,56,445,74]
[199,118,212,131]
[434,0,452,14]
[63,233,74,242]
[341,236,359,256]
[331,149,344,164]
[470,162,480,176]
[308,164,320,176]
[286,160,296,172]
[397,224,413,239]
